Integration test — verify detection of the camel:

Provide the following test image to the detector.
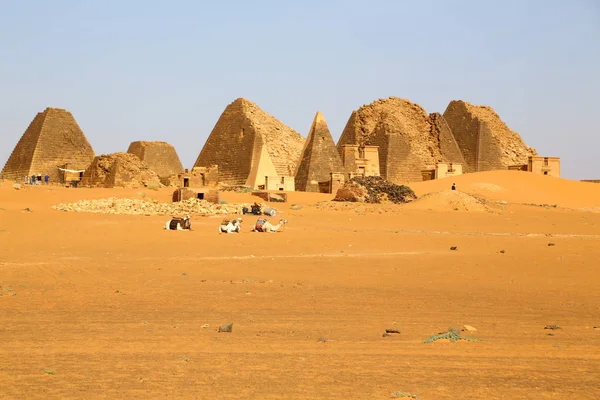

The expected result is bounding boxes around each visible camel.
[252,218,288,233]
[219,217,242,234]
[165,215,192,231]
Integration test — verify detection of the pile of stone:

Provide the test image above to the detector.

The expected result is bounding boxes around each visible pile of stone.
[334,176,417,204]
[53,197,244,216]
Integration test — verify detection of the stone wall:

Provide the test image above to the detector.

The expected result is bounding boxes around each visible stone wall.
[295,112,344,192]
[443,100,536,172]
[1,107,95,182]
[127,141,184,182]
[194,98,304,187]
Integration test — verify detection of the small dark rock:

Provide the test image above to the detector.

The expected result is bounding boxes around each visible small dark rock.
[548,243,556,247]
[450,246,458,251]
[218,323,233,333]
[544,325,561,330]
[385,329,401,334]
[500,250,505,254]
[382,333,392,337]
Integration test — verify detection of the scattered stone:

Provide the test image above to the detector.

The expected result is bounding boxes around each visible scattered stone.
[544,325,561,330]
[53,197,244,216]
[450,246,458,251]
[317,337,327,343]
[382,333,392,337]
[22,207,32,212]
[334,176,416,204]
[462,325,477,332]
[548,243,556,247]
[218,323,233,333]
[12,184,22,190]
[385,328,401,334]
[201,324,210,329]
[290,204,303,211]
[390,391,418,398]
[424,328,478,343]
[500,250,505,254]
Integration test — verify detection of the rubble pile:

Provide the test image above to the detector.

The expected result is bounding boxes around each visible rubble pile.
[334,176,417,204]
[53,197,244,216]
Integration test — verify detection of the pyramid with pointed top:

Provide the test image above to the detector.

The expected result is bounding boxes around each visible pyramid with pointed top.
[1,107,95,182]
[295,112,344,192]
[194,98,305,189]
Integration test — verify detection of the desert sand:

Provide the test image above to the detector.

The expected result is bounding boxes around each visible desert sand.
[1,171,600,399]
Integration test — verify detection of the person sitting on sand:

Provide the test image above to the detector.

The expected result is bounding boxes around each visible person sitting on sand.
[451,183,456,191]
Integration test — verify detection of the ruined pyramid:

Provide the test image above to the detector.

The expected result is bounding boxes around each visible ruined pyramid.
[1,107,95,182]
[194,98,305,188]
[295,112,345,192]
[443,100,537,172]
[127,141,184,184]
[337,97,465,183]
[80,152,162,189]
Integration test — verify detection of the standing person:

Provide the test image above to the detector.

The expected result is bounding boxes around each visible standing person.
[30,175,35,185]
[24,175,28,184]
[44,174,49,185]
[451,183,456,191]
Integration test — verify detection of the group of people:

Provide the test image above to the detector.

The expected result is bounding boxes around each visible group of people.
[25,174,50,185]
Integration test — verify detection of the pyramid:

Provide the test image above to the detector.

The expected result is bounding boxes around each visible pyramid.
[80,152,162,188]
[443,100,537,172]
[295,112,344,192]
[1,107,95,182]
[337,97,465,183]
[127,141,184,183]
[194,98,305,188]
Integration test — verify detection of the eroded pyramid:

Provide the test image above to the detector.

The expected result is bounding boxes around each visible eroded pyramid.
[127,141,184,184]
[80,152,162,189]
[1,107,95,182]
[194,98,305,188]
[443,100,537,172]
[337,97,465,183]
[295,112,344,192]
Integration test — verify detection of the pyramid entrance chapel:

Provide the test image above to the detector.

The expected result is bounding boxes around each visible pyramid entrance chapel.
[1,107,95,183]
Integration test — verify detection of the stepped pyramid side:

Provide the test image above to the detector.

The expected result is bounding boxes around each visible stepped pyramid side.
[295,112,344,192]
[443,100,536,172]
[127,141,184,181]
[429,112,466,166]
[194,98,304,188]
[1,107,95,182]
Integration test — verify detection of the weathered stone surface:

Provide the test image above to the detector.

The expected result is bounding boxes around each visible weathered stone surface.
[337,97,464,183]
[127,141,184,183]
[80,152,162,189]
[443,100,536,172]
[1,107,95,182]
[295,112,344,192]
[194,98,304,188]
[334,176,417,204]
[53,197,243,216]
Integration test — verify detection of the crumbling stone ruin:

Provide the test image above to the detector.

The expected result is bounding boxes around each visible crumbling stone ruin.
[193,98,305,189]
[443,100,537,172]
[127,141,184,185]
[336,97,465,183]
[1,107,95,183]
[295,112,344,192]
[333,176,417,204]
[80,152,162,188]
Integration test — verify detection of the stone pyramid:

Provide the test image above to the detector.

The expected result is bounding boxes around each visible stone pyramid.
[1,107,95,182]
[194,98,305,188]
[295,112,344,192]
[337,97,465,183]
[127,141,184,183]
[443,100,537,172]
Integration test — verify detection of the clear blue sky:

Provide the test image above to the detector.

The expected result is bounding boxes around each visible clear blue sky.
[1,0,598,179]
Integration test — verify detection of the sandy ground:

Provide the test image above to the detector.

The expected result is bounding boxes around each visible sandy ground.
[1,171,600,399]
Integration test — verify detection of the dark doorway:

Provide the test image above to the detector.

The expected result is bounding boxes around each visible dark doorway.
[183,178,190,188]
[197,192,205,200]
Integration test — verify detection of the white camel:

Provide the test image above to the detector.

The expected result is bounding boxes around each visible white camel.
[252,218,288,233]
[219,217,242,233]
[165,215,192,231]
